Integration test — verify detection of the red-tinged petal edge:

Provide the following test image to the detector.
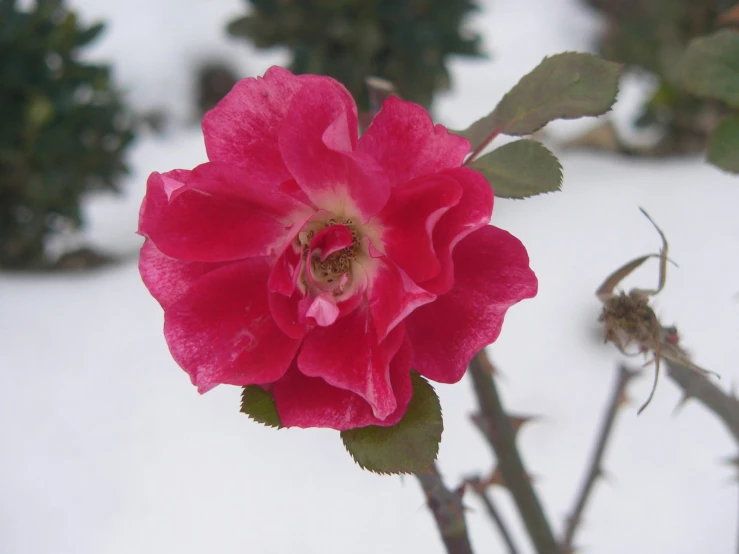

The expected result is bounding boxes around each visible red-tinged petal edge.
[358,95,471,187]
[406,225,537,384]
[419,167,494,295]
[164,258,301,392]
[273,337,414,430]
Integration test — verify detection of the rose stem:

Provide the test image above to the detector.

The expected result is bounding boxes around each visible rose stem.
[415,464,474,554]
[561,364,636,551]
[663,347,739,554]
[468,350,560,554]
[464,128,502,166]
[466,476,520,554]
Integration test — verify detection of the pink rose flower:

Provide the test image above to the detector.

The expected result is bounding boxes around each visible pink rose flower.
[138,66,537,431]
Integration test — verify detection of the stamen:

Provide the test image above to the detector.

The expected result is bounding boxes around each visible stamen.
[298,216,363,296]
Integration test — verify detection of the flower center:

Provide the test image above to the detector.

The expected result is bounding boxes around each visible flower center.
[310,219,359,282]
[298,217,363,297]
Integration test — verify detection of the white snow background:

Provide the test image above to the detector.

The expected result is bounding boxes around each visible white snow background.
[2,0,739,553]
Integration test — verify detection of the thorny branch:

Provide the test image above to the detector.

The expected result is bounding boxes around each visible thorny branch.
[648,333,739,553]
[561,364,637,551]
[663,336,739,443]
[467,476,520,554]
[662,333,739,554]
[415,464,474,554]
[469,350,561,554]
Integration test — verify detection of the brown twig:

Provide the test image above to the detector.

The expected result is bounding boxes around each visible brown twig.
[467,477,520,554]
[561,364,636,551]
[469,350,561,554]
[415,464,474,554]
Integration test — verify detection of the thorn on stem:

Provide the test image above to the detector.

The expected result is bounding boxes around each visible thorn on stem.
[672,393,692,416]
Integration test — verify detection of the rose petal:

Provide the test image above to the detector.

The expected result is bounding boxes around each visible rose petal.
[274,335,413,430]
[305,294,340,327]
[160,169,190,199]
[336,291,365,318]
[278,178,314,207]
[137,169,188,234]
[406,225,537,384]
[368,257,436,341]
[268,288,310,339]
[171,162,309,211]
[358,95,471,187]
[139,164,309,262]
[268,239,303,296]
[202,66,302,184]
[164,258,301,392]
[310,224,354,261]
[375,173,462,283]
[419,167,493,295]
[322,108,354,152]
[278,79,391,220]
[139,241,226,310]
[297,308,405,420]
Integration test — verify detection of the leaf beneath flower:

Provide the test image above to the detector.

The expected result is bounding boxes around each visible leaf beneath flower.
[341,373,442,475]
[470,139,563,198]
[457,52,620,150]
[681,30,739,109]
[707,115,739,174]
[241,385,282,428]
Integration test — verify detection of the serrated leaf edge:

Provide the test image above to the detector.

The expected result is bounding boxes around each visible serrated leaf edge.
[471,139,564,199]
[453,52,622,150]
[240,386,283,429]
[340,375,443,476]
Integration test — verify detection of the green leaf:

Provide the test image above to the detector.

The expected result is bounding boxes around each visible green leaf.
[470,139,563,198]
[240,386,282,428]
[457,52,620,151]
[707,114,739,174]
[681,29,739,109]
[341,373,442,475]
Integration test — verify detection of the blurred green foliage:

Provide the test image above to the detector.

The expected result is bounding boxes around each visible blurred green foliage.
[0,0,134,269]
[586,0,738,154]
[226,0,483,110]
[681,29,739,173]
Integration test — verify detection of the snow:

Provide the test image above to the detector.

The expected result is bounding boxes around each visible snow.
[3,1,739,553]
